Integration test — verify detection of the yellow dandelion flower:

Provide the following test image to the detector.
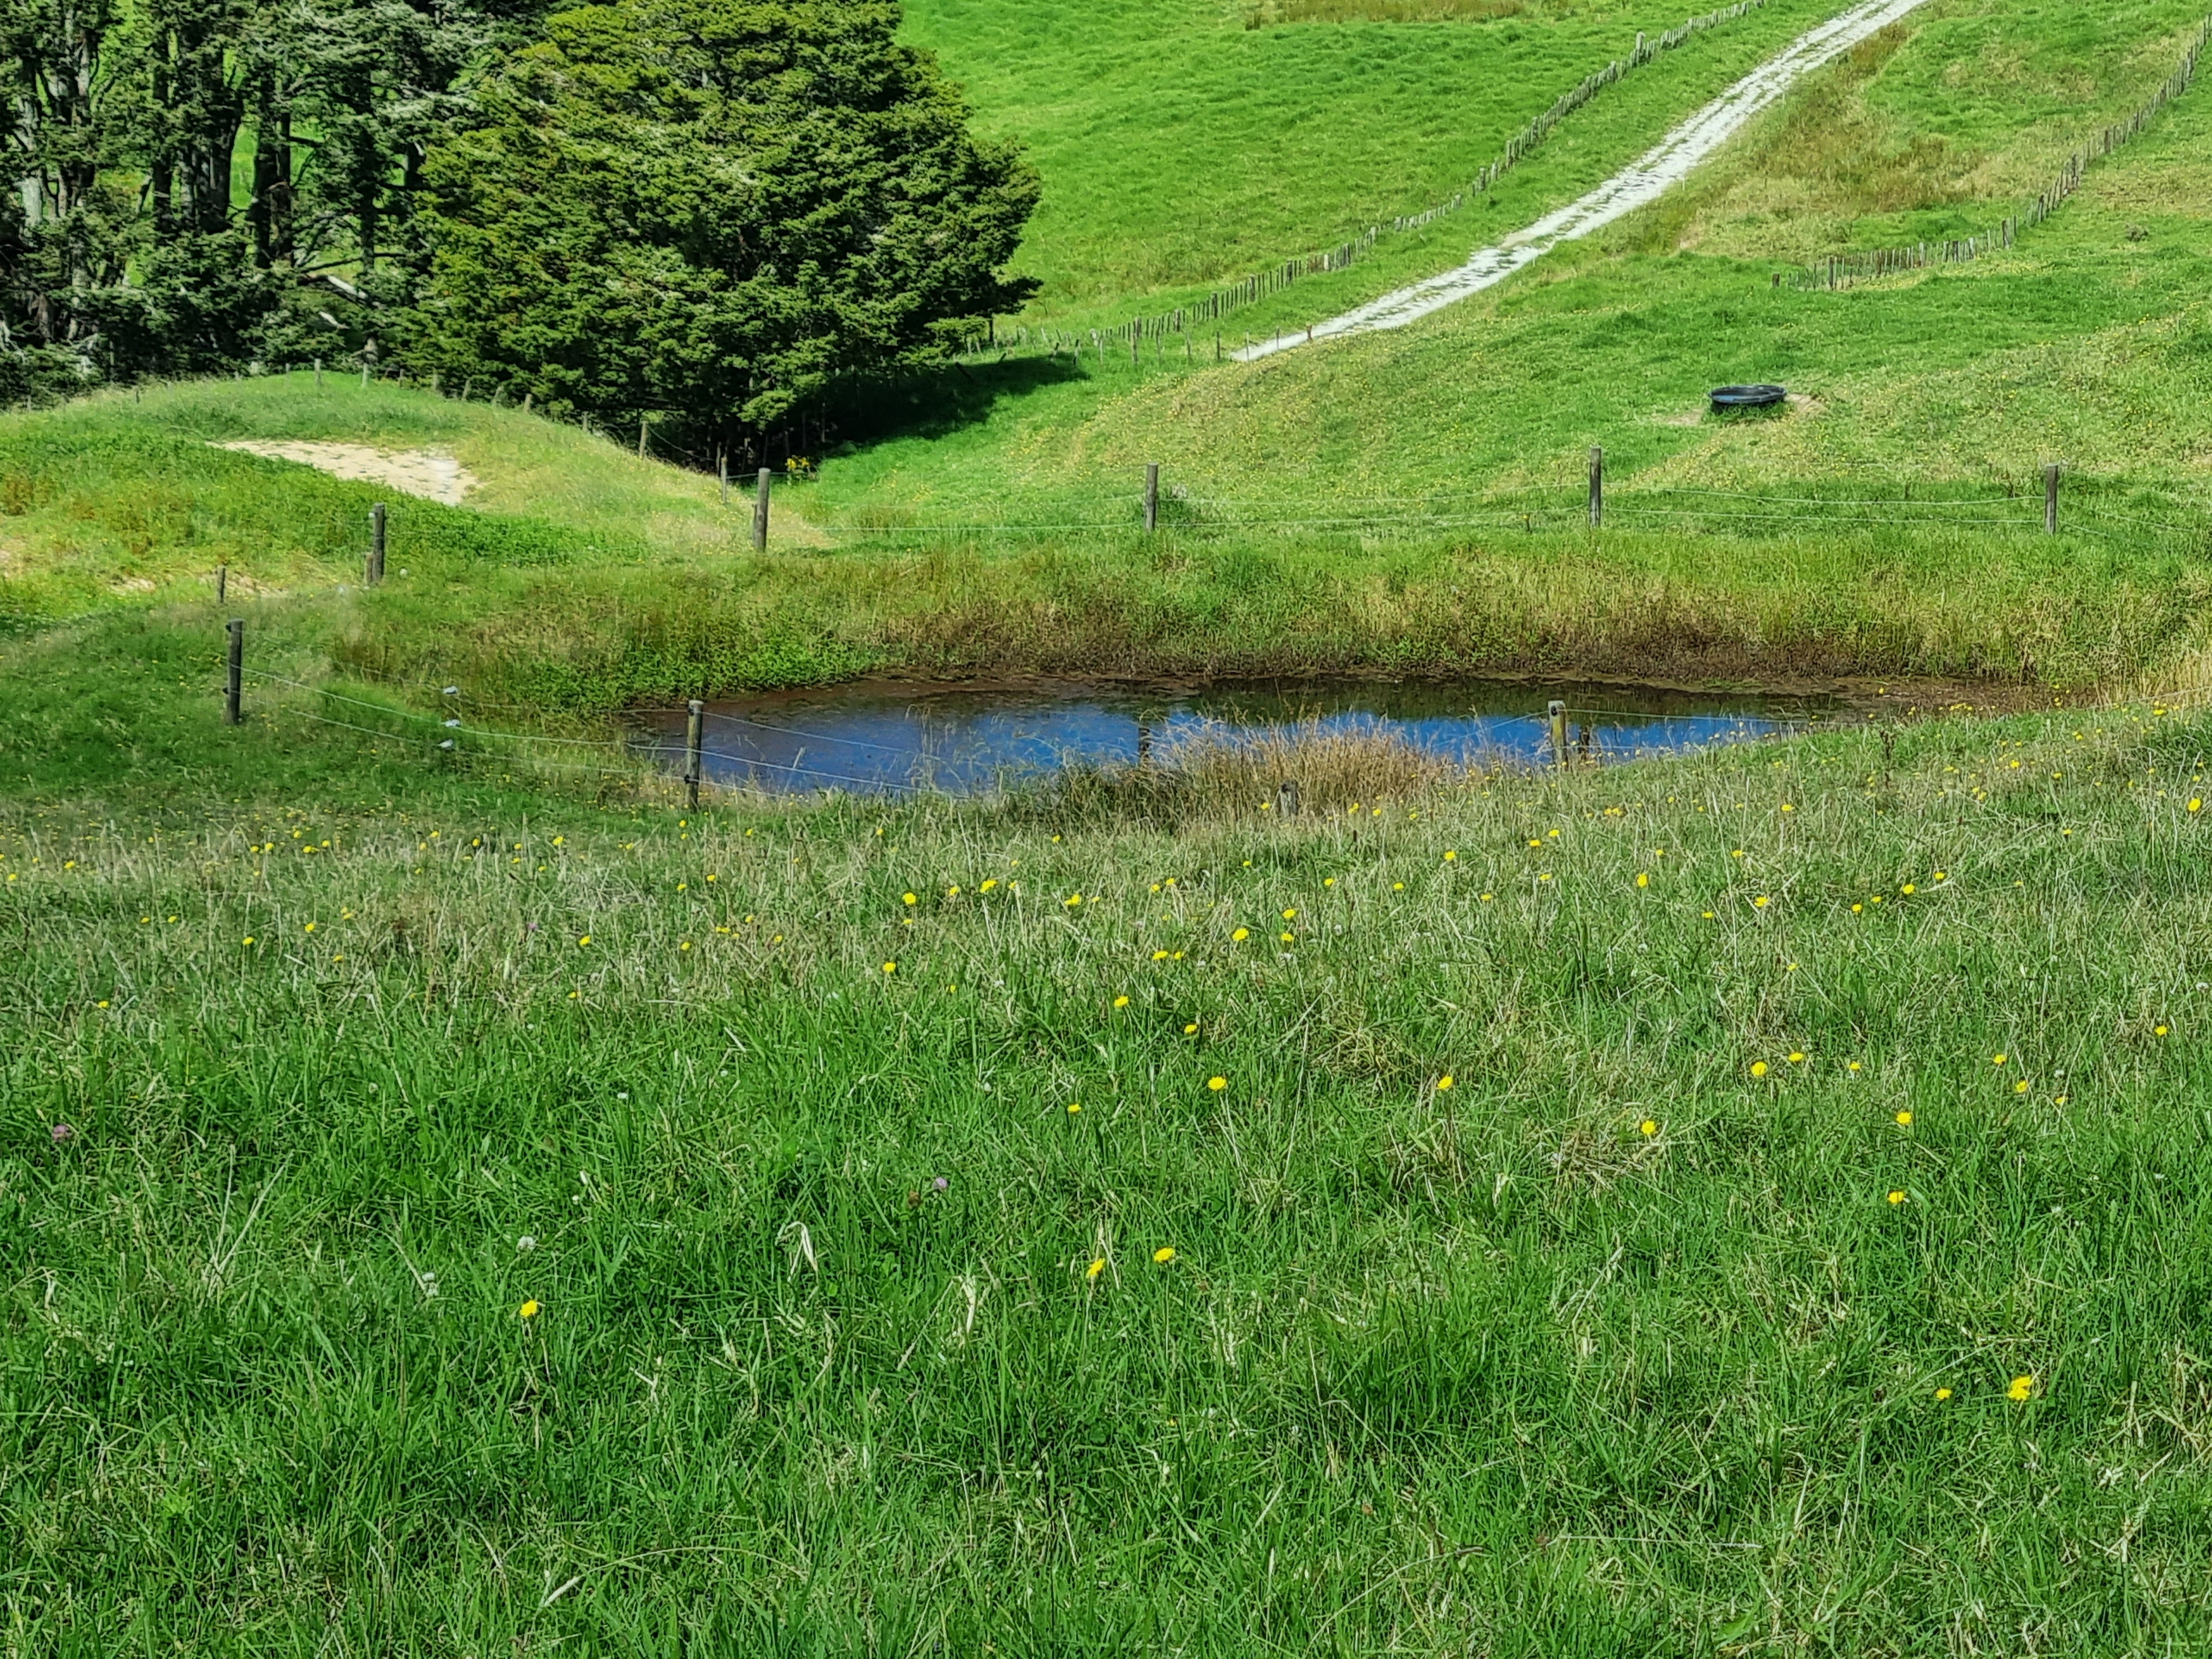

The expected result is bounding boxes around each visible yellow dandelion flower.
[1067,1103,1081,1114]
[2013,1079,2028,1094]
[1993,1054,2006,1065]
[1114,995,1130,1008]
[1279,931,1294,944]
[1281,909,1296,921]
[981,879,997,892]
[1787,1052,1805,1064]
[2155,1025,2170,1037]
[1934,1387,1953,1401]
[882,961,896,974]
[1750,1061,1768,1077]
[1895,1110,1912,1125]
[1232,928,1249,941]
[1901,883,1916,895]
[2008,1374,2035,1402]
[1207,1076,1227,1092]
[519,1300,539,1319]
[1639,1119,1657,1137]
[1154,1247,1176,1264]
[242,935,256,945]
[1753,895,1770,909]
[1183,1022,1198,1035]
[1064,894,1082,907]
[1636,872,1649,888]
[578,935,591,946]
[1443,850,1457,862]
[1392,882,1404,891]
[1887,1190,1905,1205]
[1153,949,1170,961]
[1087,1257,1105,1280]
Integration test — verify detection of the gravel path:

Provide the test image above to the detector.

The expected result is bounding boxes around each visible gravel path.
[1232,0,1936,360]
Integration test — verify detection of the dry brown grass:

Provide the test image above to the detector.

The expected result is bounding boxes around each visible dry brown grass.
[1023,721,1463,828]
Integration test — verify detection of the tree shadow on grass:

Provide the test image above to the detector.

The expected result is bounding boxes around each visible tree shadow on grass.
[828,352,1088,449]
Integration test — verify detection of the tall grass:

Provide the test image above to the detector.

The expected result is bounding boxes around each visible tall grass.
[6,665,2212,1649]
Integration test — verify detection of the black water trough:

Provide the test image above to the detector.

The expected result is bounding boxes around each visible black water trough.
[1710,382,1788,411]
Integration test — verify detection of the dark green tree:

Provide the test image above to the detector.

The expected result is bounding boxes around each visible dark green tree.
[405,0,1039,454]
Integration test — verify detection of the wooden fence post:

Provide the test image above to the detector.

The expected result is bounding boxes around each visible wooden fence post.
[225,619,243,726]
[1276,781,1300,816]
[1588,447,1604,527]
[2044,463,2060,533]
[1144,463,1160,533]
[216,564,228,604]
[367,503,386,585]
[685,699,704,812]
[637,414,648,458]
[753,469,772,552]
[313,358,322,388]
[1549,700,1568,769]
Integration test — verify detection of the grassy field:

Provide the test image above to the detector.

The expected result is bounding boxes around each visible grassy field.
[898,0,1846,314]
[6,614,2212,1648]
[828,0,2212,524]
[5,380,2209,718]
[9,1,2212,1644]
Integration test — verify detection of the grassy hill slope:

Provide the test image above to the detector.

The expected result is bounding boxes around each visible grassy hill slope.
[901,0,1854,314]
[829,0,2212,511]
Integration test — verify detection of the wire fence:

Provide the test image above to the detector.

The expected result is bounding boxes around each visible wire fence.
[815,475,2212,550]
[955,0,1771,362]
[1792,16,2210,291]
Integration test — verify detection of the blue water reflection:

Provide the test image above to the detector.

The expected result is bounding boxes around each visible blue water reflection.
[634,680,1835,795]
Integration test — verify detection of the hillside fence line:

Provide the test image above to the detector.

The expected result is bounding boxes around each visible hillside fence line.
[1792,16,2210,289]
[816,467,2212,555]
[958,0,1770,358]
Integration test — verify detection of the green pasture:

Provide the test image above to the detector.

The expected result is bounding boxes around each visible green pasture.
[826,0,2212,523]
[4,609,2212,1647]
[900,0,1842,313]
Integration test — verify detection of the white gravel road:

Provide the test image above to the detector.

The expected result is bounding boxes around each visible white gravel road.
[1231,0,1937,360]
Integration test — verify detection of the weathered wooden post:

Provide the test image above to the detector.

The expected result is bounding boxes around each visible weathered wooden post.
[1588,447,1604,528]
[1548,699,1568,768]
[2043,463,2061,533]
[753,468,772,552]
[685,699,704,812]
[1275,781,1300,816]
[1143,464,1160,533]
[366,503,386,585]
[225,620,244,726]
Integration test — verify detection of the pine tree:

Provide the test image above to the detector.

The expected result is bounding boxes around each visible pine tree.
[405,0,1039,456]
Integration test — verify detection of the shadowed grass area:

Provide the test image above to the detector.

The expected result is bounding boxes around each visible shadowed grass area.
[5,611,2212,1649]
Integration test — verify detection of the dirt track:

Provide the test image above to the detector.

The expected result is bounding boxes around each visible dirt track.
[1233,0,1938,360]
